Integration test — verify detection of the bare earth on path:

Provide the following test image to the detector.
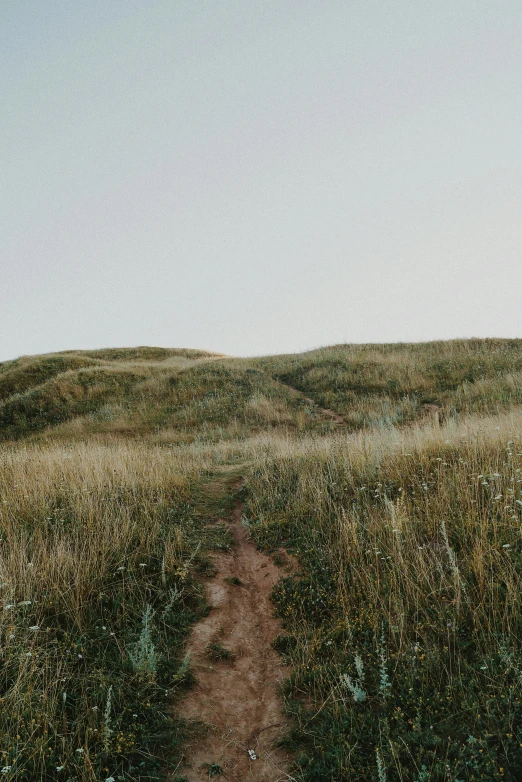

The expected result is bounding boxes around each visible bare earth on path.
[174,493,293,781]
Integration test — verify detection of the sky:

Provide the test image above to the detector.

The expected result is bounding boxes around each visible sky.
[2,0,522,361]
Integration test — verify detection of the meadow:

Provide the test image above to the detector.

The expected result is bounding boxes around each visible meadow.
[1,340,522,780]
[247,413,522,780]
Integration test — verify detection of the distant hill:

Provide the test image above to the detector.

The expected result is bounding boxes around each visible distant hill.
[2,338,522,441]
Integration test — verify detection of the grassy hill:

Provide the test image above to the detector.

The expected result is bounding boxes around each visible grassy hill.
[251,338,522,428]
[3,339,522,442]
[2,340,522,780]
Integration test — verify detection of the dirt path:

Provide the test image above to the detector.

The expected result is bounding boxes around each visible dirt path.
[302,395,344,424]
[272,378,345,425]
[175,495,293,781]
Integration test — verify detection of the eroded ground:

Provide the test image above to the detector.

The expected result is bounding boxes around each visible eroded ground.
[176,493,292,782]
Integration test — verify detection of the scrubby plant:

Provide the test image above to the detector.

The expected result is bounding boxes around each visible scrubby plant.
[128,605,157,678]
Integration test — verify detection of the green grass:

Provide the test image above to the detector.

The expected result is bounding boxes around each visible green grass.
[0,354,317,442]
[5,338,522,442]
[3,339,522,780]
[0,442,238,780]
[250,338,522,430]
[205,642,236,662]
[245,413,522,780]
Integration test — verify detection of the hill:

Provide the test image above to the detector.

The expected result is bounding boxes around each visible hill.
[2,338,522,442]
[1,340,522,780]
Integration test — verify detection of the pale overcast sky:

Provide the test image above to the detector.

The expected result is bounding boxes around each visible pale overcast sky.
[2,1,522,361]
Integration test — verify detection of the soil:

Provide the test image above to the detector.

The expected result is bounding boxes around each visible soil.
[174,497,293,782]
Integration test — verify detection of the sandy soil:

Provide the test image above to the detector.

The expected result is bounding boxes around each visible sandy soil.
[175,499,293,782]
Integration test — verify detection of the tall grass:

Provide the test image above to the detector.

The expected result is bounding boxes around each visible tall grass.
[246,413,522,780]
[0,441,226,780]
[5,340,522,779]
[250,338,522,429]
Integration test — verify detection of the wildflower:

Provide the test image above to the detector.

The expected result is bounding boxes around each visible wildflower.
[56,766,64,772]
[1,767,12,774]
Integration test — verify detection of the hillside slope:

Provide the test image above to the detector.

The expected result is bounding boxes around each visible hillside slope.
[3,338,522,442]
[2,340,522,781]
[0,347,319,441]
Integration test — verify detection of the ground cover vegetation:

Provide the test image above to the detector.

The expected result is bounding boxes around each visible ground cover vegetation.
[0,441,243,780]
[1,339,522,780]
[246,414,522,780]
[251,339,522,430]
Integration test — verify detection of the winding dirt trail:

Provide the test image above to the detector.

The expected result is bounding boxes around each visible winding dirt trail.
[272,377,345,426]
[176,493,293,781]
[302,395,345,424]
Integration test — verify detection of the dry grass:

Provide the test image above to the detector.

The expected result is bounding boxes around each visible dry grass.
[4,340,522,779]
[249,338,522,429]
[245,411,522,780]
[0,440,228,780]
